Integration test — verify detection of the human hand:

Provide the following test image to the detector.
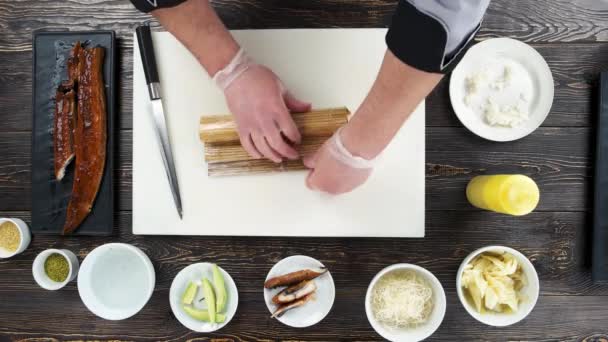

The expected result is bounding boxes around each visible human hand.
[222,63,311,163]
[303,129,374,195]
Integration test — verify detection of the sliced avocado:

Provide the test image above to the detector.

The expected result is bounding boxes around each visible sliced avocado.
[181,281,198,305]
[182,305,226,323]
[202,278,217,323]
[213,264,227,313]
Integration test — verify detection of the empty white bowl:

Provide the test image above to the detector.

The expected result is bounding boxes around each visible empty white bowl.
[365,264,446,342]
[456,245,540,326]
[32,248,79,290]
[78,243,155,320]
[0,218,31,259]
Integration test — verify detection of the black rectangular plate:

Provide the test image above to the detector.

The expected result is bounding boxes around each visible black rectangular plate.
[31,31,115,236]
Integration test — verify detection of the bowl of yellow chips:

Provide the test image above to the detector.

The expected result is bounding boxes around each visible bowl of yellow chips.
[456,246,539,326]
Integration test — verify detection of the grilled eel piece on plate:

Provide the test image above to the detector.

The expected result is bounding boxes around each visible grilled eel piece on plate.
[271,293,315,318]
[67,42,82,82]
[272,280,317,304]
[53,81,76,180]
[264,267,327,289]
[63,46,107,235]
[53,42,83,180]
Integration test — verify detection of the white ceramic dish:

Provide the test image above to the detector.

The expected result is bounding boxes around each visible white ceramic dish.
[78,243,155,320]
[32,248,79,290]
[450,38,554,142]
[170,263,239,332]
[456,245,540,326]
[365,264,446,342]
[0,218,31,258]
[264,255,335,328]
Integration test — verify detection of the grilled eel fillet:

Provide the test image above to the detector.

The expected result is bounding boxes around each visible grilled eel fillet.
[53,42,82,180]
[53,82,76,180]
[63,46,107,235]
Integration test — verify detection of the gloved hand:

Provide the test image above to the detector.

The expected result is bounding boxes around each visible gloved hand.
[214,49,311,163]
[304,128,375,195]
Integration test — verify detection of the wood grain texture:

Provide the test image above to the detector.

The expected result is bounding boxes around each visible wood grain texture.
[1,0,608,340]
[207,158,307,176]
[205,135,324,163]
[3,42,608,133]
[0,210,607,341]
[0,0,607,52]
[0,126,592,211]
[200,107,348,144]
[0,210,602,296]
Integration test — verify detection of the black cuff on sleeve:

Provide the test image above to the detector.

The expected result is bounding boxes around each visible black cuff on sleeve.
[386,1,470,74]
[130,0,188,13]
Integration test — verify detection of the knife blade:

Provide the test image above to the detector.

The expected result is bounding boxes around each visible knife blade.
[136,24,183,219]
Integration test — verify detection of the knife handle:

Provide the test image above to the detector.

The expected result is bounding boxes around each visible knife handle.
[136,25,161,99]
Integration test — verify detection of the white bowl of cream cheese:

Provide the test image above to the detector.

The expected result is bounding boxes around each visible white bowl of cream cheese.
[450,38,554,142]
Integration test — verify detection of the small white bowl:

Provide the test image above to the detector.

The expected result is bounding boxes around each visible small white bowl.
[456,245,540,326]
[170,263,239,332]
[365,264,446,342]
[0,218,31,259]
[264,255,335,328]
[32,249,79,290]
[78,243,155,320]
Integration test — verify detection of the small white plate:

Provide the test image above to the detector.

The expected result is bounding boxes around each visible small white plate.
[450,38,554,142]
[170,263,238,332]
[264,255,335,328]
[78,243,155,320]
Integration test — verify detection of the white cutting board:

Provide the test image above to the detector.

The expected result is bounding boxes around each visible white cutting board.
[132,29,425,237]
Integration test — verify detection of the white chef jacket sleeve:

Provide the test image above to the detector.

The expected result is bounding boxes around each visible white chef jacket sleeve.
[386,0,490,73]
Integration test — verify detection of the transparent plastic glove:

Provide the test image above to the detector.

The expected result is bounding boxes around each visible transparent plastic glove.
[303,128,375,195]
[215,49,311,163]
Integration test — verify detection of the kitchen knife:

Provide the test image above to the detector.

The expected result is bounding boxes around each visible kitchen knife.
[136,24,183,219]
[593,72,608,283]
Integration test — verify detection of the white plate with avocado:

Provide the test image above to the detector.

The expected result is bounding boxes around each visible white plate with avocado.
[170,263,238,332]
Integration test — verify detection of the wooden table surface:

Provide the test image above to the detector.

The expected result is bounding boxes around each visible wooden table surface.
[2,0,608,341]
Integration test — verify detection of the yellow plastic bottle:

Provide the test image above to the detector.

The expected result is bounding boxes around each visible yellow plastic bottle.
[466,175,540,216]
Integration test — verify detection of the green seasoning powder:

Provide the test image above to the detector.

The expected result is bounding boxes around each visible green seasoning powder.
[44,253,70,282]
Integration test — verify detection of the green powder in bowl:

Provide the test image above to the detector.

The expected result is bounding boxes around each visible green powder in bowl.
[44,253,70,282]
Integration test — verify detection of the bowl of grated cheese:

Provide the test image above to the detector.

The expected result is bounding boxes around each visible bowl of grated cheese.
[365,264,446,342]
[0,218,31,259]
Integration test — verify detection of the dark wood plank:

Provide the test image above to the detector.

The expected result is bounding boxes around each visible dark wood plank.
[0,127,592,211]
[0,0,606,52]
[0,210,606,340]
[479,0,608,43]
[0,291,607,341]
[0,210,602,296]
[1,0,607,340]
[426,127,593,212]
[3,42,607,132]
